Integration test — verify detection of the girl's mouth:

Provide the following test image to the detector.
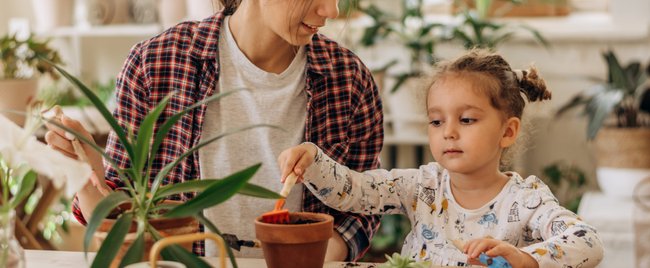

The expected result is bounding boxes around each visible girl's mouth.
[444,149,463,154]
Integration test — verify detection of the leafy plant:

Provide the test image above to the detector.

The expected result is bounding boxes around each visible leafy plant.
[46,62,282,268]
[446,0,549,50]
[358,0,444,93]
[556,50,650,139]
[541,162,588,213]
[378,252,431,268]
[39,80,115,107]
[338,0,361,18]
[0,34,63,80]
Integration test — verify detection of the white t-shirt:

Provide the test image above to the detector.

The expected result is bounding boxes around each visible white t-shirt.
[198,16,307,258]
[303,145,604,267]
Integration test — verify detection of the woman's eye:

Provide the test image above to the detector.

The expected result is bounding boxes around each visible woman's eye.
[460,118,477,124]
[429,120,442,127]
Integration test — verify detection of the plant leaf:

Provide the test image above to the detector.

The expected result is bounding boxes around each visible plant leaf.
[91,212,133,268]
[196,213,238,268]
[586,89,624,139]
[237,183,283,199]
[164,164,262,218]
[118,231,145,267]
[134,92,174,186]
[45,60,136,164]
[149,124,278,200]
[84,191,130,257]
[9,170,37,208]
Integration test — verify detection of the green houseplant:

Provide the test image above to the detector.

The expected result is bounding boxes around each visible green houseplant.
[0,34,63,126]
[556,50,650,197]
[46,62,282,268]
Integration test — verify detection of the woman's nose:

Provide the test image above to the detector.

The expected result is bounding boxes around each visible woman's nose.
[316,0,339,19]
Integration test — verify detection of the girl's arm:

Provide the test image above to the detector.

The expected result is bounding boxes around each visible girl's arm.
[521,184,604,268]
[281,142,420,215]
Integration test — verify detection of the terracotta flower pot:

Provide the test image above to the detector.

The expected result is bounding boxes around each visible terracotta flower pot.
[0,78,38,127]
[94,202,199,268]
[255,212,334,268]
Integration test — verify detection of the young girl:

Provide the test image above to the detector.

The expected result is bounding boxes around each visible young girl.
[278,49,604,267]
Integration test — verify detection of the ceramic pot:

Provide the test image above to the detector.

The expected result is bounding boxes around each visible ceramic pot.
[255,212,333,268]
[0,78,38,127]
[30,0,75,32]
[94,202,199,268]
[594,128,650,197]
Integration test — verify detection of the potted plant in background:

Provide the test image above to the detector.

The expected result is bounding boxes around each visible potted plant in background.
[556,50,650,197]
[46,62,282,268]
[0,34,63,126]
[358,0,444,138]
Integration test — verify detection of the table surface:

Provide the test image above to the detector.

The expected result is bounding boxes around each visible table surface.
[25,250,391,268]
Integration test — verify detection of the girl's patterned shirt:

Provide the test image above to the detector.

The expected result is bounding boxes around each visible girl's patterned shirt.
[304,146,604,267]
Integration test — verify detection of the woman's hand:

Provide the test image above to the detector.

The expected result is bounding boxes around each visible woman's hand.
[277,143,318,184]
[44,110,111,196]
[463,237,539,268]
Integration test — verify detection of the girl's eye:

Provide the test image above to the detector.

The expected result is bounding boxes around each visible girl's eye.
[460,118,477,124]
[429,120,442,127]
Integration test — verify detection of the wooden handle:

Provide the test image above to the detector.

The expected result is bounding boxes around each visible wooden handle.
[280,173,298,197]
[150,232,227,268]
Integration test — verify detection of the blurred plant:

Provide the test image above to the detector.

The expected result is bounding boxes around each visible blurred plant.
[0,34,63,80]
[378,252,431,268]
[556,50,650,139]
[39,80,115,107]
[541,162,588,213]
[361,214,411,262]
[338,0,361,18]
[446,0,549,50]
[359,0,443,93]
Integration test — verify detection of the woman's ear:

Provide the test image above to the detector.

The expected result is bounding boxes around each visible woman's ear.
[500,117,520,148]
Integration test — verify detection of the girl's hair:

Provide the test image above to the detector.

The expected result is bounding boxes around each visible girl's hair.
[427,49,552,168]
[219,0,242,15]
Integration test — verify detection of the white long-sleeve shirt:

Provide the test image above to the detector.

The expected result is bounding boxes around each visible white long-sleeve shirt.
[303,147,604,267]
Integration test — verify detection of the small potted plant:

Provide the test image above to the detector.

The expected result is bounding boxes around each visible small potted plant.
[0,34,63,126]
[556,50,650,197]
[46,62,282,268]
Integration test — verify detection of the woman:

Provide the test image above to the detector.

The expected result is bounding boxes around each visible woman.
[45,0,383,261]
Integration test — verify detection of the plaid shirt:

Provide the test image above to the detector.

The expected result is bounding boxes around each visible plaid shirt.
[73,12,384,261]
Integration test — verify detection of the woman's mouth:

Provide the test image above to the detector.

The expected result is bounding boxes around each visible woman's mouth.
[301,22,321,34]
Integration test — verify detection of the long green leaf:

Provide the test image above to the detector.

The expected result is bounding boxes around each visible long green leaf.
[147,89,246,190]
[149,124,279,200]
[237,183,283,199]
[91,212,133,268]
[118,231,145,267]
[9,170,37,208]
[84,191,130,257]
[134,92,174,185]
[164,164,261,218]
[148,226,211,268]
[196,213,238,268]
[46,60,136,164]
[154,177,280,202]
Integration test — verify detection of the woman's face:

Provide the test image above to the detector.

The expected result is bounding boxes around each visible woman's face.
[260,0,339,45]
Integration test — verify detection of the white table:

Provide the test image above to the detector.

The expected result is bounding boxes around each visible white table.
[25,250,383,268]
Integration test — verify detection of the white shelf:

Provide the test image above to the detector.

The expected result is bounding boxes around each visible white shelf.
[38,24,163,38]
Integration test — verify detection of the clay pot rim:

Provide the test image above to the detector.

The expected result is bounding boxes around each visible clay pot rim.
[254,212,334,227]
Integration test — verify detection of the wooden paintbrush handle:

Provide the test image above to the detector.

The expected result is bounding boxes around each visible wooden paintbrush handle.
[280,173,298,197]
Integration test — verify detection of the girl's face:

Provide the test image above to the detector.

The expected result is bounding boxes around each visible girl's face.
[260,0,339,46]
[426,74,519,175]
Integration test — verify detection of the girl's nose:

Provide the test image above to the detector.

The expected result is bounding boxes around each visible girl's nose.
[443,123,458,140]
[316,0,339,19]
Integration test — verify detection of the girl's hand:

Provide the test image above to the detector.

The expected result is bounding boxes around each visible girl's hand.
[44,111,111,196]
[463,238,539,268]
[277,143,318,184]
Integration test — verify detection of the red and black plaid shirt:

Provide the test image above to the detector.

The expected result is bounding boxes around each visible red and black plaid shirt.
[73,12,384,261]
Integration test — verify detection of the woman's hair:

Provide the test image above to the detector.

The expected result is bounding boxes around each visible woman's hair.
[219,0,242,15]
[426,49,552,168]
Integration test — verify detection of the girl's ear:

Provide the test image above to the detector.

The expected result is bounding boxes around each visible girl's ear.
[500,117,520,148]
